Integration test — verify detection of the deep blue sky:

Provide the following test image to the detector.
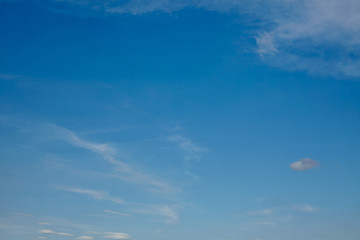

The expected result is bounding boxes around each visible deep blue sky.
[1,1,360,240]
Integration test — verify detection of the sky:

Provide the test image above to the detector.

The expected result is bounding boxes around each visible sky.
[0,0,360,240]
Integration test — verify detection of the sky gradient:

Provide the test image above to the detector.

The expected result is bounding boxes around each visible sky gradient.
[1,1,360,240]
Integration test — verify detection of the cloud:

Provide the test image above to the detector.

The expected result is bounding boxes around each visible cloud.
[38,229,73,236]
[293,204,317,212]
[253,0,360,78]
[104,209,131,216]
[168,134,205,170]
[156,205,180,224]
[168,134,203,154]
[132,204,179,224]
[50,124,177,193]
[57,232,73,236]
[290,158,319,171]
[61,187,124,203]
[103,232,130,239]
[38,229,55,234]
[43,0,360,78]
[77,236,94,240]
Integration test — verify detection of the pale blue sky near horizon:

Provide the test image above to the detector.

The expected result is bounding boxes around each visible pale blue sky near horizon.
[1,1,360,240]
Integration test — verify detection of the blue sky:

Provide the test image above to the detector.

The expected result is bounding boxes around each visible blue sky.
[0,0,360,240]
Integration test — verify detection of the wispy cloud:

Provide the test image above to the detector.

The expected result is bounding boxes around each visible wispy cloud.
[168,133,205,169]
[38,229,73,236]
[168,134,203,155]
[253,0,360,78]
[49,124,177,194]
[60,187,124,204]
[41,0,360,78]
[103,232,130,239]
[132,204,180,224]
[290,158,319,171]
[104,209,131,217]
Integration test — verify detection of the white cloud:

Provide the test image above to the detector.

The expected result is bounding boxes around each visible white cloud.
[38,229,55,234]
[56,232,73,236]
[293,204,317,212]
[50,124,177,194]
[77,236,94,240]
[103,232,130,239]
[61,187,124,204]
[104,209,131,216]
[49,0,360,78]
[253,0,360,78]
[133,204,180,224]
[290,158,319,171]
[38,229,73,236]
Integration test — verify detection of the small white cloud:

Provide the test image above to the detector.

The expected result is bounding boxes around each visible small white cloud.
[293,204,317,212]
[103,232,130,239]
[56,232,73,236]
[38,229,72,236]
[290,158,319,171]
[38,229,55,234]
[77,236,94,240]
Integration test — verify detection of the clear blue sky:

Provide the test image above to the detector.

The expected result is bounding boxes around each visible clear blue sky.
[1,1,360,240]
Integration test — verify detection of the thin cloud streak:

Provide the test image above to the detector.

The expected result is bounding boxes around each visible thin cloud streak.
[38,229,73,236]
[61,187,124,204]
[103,232,130,239]
[49,124,178,193]
[131,204,180,224]
[104,209,131,216]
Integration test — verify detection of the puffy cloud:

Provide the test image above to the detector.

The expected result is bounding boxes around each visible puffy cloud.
[290,158,319,171]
